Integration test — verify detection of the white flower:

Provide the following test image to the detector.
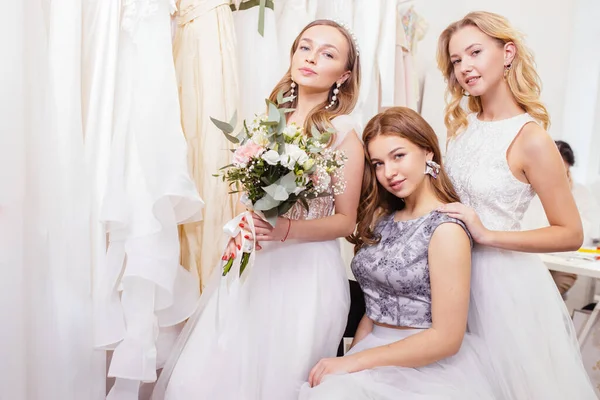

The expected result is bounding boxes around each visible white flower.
[302,158,316,171]
[280,144,309,170]
[261,149,280,165]
[253,131,270,147]
[283,123,300,139]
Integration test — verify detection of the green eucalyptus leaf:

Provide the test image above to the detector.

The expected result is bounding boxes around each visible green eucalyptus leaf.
[210,116,234,134]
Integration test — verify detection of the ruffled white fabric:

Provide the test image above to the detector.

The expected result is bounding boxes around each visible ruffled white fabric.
[299,326,497,400]
[151,217,350,399]
[91,1,204,398]
[468,246,596,399]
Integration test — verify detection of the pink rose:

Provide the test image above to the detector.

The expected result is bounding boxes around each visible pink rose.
[232,140,264,166]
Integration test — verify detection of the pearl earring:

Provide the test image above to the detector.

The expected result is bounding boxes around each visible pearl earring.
[290,80,296,98]
[325,82,341,110]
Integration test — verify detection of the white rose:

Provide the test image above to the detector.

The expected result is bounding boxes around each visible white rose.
[261,149,280,166]
[283,123,300,139]
[281,144,309,170]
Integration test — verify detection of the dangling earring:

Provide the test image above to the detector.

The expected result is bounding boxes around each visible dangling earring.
[424,160,440,179]
[290,80,297,98]
[504,63,512,79]
[325,82,341,110]
[462,89,470,97]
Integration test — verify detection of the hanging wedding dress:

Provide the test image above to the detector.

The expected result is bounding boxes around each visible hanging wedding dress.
[174,0,239,290]
[233,0,283,121]
[92,1,204,398]
[1,0,105,398]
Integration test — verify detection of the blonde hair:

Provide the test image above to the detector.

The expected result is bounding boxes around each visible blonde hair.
[348,107,461,252]
[269,20,361,138]
[437,11,549,138]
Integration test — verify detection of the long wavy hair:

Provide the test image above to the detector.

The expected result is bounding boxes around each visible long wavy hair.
[348,107,461,252]
[268,20,361,139]
[437,11,549,138]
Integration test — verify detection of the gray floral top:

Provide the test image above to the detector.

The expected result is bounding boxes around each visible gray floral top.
[351,211,471,328]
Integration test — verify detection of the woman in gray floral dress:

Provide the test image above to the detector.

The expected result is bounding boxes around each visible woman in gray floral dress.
[299,107,497,399]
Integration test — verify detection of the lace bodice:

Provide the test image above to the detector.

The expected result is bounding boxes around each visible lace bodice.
[445,113,537,231]
[283,115,360,221]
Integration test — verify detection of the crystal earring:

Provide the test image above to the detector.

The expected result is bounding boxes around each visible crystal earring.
[424,160,440,179]
[290,80,296,98]
[325,82,341,110]
[462,89,470,97]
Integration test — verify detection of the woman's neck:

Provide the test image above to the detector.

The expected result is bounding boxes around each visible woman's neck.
[289,87,328,124]
[398,180,443,219]
[478,81,524,121]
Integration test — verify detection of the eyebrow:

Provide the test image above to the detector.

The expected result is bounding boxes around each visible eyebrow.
[299,38,340,53]
[370,146,405,162]
[450,43,482,58]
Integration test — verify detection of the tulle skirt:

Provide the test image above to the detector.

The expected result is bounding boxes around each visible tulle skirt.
[468,246,596,399]
[152,238,350,400]
[299,325,497,399]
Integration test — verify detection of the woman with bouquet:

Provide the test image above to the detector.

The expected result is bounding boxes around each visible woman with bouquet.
[152,19,363,400]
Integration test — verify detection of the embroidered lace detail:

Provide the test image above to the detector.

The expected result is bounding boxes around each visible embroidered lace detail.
[445,113,537,232]
[122,0,167,34]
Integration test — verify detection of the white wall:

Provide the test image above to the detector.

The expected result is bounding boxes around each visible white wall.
[415,0,577,139]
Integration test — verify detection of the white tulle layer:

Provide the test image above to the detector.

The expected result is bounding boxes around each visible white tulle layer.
[152,238,350,400]
[299,326,497,400]
[467,246,596,399]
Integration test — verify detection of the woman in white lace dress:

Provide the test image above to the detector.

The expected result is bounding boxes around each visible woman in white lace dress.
[152,20,363,400]
[437,11,595,399]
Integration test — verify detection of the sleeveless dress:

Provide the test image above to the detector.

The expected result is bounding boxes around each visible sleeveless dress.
[445,113,596,399]
[151,116,359,400]
[299,211,497,399]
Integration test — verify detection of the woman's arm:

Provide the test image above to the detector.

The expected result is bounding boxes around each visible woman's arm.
[349,314,374,349]
[252,130,364,242]
[440,123,583,252]
[308,223,471,386]
[486,123,583,251]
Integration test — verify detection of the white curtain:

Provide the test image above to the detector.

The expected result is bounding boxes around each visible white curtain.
[0,0,106,398]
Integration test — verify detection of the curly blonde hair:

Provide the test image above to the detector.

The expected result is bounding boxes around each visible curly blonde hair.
[437,11,549,138]
[269,20,361,138]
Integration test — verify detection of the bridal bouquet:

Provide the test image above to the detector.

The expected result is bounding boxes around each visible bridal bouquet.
[212,93,347,276]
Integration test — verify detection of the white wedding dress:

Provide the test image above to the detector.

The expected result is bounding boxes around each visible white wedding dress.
[445,113,596,399]
[152,116,360,400]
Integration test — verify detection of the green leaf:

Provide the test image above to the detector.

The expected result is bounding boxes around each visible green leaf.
[210,116,234,134]
[281,96,296,104]
[299,196,310,211]
[277,200,296,216]
[310,124,322,140]
[267,100,281,124]
[261,209,279,229]
[276,89,284,105]
[254,193,280,211]
[228,110,238,128]
[263,182,290,201]
[218,163,234,170]
[223,132,240,144]
[280,107,295,113]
